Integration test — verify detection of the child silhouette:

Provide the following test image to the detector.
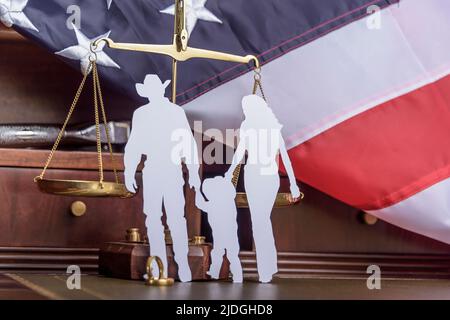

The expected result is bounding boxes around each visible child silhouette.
[196,176,243,283]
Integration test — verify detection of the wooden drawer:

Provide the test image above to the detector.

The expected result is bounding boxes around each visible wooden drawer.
[270,182,450,254]
[0,167,145,247]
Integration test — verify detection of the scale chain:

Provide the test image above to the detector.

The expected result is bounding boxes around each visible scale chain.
[92,62,104,186]
[35,62,92,181]
[93,62,120,184]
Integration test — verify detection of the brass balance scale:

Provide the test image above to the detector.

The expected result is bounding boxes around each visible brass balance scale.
[35,0,303,206]
[34,0,304,284]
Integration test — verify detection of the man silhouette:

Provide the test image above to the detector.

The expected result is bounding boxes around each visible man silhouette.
[124,74,201,282]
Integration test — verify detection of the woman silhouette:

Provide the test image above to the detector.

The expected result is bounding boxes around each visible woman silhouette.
[226,95,301,283]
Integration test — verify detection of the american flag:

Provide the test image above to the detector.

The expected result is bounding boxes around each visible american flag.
[3,0,450,244]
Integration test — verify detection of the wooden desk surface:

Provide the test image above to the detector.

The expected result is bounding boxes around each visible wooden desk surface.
[4,274,450,300]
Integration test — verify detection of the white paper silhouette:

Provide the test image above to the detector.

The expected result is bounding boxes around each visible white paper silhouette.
[125,77,299,284]
[196,176,243,283]
[225,94,301,283]
[124,74,201,283]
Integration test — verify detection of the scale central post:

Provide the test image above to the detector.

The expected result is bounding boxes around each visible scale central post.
[92,0,259,104]
[170,0,187,102]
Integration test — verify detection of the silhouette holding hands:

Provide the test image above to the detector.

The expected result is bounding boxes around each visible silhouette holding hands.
[124,74,201,282]
[226,95,300,283]
[196,176,243,283]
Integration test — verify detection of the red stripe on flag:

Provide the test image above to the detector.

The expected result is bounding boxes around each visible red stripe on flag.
[284,74,450,210]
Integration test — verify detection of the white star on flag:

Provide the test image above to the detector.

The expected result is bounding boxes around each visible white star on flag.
[55,27,120,75]
[160,0,222,35]
[106,0,112,10]
[0,0,38,32]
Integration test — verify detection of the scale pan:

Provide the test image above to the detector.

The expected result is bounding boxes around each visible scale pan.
[235,192,304,208]
[35,178,135,198]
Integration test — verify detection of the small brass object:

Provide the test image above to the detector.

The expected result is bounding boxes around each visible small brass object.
[145,256,174,286]
[361,212,378,226]
[70,200,86,217]
[191,236,206,245]
[164,228,173,245]
[125,228,141,243]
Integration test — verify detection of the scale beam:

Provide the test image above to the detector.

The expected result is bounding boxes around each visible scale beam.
[91,0,259,103]
[92,38,260,68]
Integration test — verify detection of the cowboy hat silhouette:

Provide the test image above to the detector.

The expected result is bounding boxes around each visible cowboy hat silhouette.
[136,74,171,99]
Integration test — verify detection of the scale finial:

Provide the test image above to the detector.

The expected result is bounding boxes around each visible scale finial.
[174,0,188,52]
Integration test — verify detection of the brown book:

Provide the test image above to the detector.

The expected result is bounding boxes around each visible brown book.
[99,241,230,281]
